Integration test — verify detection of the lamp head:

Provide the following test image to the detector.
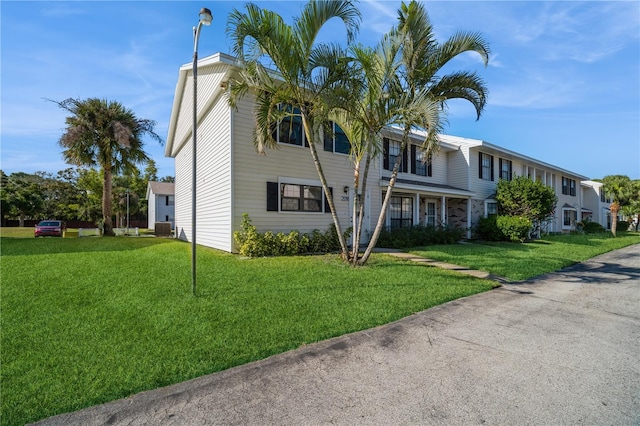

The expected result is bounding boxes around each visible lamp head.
[199,8,213,26]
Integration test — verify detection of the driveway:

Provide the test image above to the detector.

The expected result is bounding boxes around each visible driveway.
[34,244,640,425]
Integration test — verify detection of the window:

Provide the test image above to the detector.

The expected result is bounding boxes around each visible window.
[485,200,498,217]
[425,202,436,226]
[390,196,413,228]
[412,145,432,177]
[562,177,576,196]
[323,122,350,154]
[563,209,577,228]
[479,152,494,181]
[383,138,407,172]
[166,195,174,206]
[600,189,605,203]
[281,184,322,212]
[266,181,331,213]
[272,105,304,146]
[499,158,512,181]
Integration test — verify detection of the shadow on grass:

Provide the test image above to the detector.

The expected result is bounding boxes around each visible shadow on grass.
[0,236,176,257]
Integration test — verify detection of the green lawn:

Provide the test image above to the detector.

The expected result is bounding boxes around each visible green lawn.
[409,233,640,281]
[1,232,495,426]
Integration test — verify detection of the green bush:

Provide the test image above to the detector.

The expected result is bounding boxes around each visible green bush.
[583,221,605,234]
[496,215,532,242]
[475,215,504,241]
[375,224,465,249]
[616,221,630,232]
[233,213,348,257]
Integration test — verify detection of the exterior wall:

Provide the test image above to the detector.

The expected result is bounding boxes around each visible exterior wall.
[148,196,157,229]
[147,194,174,229]
[174,78,233,252]
[230,93,380,251]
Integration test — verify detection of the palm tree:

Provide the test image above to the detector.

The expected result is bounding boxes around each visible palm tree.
[226,0,361,259]
[602,175,633,236]
[52,98,162,236]
[356,1,490,264]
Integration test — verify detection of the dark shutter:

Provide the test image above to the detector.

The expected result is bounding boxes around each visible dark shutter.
[324,187,333,213]
[266,181,278,211]
[324,133,333,152]
[499,158,503,180]
[402,146,408,173]
[478,153,483,179]
[427,160,433,177]
[411,145,416,174]
[383,138,389,170]
[490,155,495,181]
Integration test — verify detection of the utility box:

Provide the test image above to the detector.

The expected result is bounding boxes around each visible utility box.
[155,222,172,237]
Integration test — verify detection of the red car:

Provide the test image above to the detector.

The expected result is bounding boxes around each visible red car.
[34,220,66,237]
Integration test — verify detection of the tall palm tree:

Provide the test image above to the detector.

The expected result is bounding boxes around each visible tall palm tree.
[226,0,361,259]
[52,98,162,236]
[357,0,490,264]
[602,174,632,236]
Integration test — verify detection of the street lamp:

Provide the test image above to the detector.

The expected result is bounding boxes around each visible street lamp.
[192,7,212,296]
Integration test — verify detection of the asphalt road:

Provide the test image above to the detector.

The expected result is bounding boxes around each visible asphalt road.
[34,244,640,425]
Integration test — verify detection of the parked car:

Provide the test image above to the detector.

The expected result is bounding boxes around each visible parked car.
[34,220,66,237]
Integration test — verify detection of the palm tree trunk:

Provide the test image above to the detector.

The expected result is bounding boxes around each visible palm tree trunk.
[359,128,410,264]
[352,151,372,266]
[610,201,620,237]
[102,168,114,236]
[302,116,349,259]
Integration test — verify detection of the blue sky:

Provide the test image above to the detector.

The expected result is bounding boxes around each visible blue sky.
[2,1,639,181]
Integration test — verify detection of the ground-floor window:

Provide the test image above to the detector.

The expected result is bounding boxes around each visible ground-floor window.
[425,201,436,226]
[563,209,577,228]
[484,200,498,217]
[390,196,413,228]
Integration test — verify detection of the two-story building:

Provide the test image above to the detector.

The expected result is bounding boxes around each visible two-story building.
[165,53,603,253]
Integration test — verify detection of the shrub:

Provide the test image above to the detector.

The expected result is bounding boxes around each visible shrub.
[375,224,465,249]
[583,221,605,234]
[616,221,630,232]
[475,215,504,241]
[496,215,532,242]
[233,213,349,257]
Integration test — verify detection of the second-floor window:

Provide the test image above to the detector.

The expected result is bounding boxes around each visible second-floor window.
[323,122,350,154]
[271,105,305,146]
[562,177,576,196]
[499,158,512,181]
[411,145,432,177]
[383,138,407,172]
[479,152,494,181]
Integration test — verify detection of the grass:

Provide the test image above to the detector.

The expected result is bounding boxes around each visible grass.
[409,232,640,281]
[1,230,495,426]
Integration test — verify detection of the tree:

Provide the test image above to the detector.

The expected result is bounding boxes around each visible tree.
[227,0,361,260]
[602,175,633,236]
[356,0,490,264]
[495,175,557,237]
[52,98,162,235]
[3,173,44,226]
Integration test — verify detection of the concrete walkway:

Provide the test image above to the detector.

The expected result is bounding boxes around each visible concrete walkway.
[373,248,511,283]
[34,245,640,425]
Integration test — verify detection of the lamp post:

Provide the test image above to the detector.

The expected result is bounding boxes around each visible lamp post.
[192,7,212,296]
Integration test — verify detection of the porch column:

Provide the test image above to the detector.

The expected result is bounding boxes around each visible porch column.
[467,198,472,238]
[414,193,420,226]
[441,195,446,225]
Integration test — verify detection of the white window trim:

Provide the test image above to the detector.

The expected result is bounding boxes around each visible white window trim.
[484,199,498,217]
[562,207,577,230]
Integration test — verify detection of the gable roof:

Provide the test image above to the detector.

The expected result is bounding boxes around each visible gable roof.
[146,182,175,200]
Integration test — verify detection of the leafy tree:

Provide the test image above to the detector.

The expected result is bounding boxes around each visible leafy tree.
[3,173,44,226]
[602,175,633,236]
[52,98,162,235]
[160,176,175,183]
[0,170,8,225]
[227,0,361,259]
[495,175,557,237]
